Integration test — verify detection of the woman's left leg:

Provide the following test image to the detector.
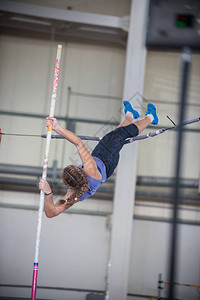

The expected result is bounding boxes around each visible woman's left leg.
[119,114,152,134]
[92,113,140,178]
[92,102,158,178]
[120,101,159,134]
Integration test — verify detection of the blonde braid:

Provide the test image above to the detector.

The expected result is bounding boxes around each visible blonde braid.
[60,165,88,206]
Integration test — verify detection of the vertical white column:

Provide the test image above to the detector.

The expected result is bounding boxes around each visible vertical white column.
[108,1,149,299]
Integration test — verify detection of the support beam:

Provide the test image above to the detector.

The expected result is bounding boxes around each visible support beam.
[108,1,149,299]
[0,0,125,29]
[0,0,129,44]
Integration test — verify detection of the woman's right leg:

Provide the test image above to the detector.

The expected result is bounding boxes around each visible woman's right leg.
[133,116,152,134]
[119,114,152,134]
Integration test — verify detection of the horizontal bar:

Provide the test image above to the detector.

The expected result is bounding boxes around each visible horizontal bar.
[41,117,200,142]
[175,117,200,127]
[124,128,165,144]
[125,116,200,144]
[41,134,102,141]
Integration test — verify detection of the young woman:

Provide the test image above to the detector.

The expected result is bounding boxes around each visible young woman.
[39,101,159,217]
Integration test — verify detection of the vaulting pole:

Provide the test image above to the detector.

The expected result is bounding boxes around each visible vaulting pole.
[31,44,62,300]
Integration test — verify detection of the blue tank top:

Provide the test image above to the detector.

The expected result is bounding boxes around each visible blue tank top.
[78,157,107,201]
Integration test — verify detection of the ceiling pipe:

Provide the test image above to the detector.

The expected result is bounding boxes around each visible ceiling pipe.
[0,176,199,201]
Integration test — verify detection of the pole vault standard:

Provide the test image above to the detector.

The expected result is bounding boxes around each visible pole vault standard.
[31,44,62,300]
[168,47,191,300]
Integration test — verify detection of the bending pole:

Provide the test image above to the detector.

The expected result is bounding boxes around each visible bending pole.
[31,45,62,300]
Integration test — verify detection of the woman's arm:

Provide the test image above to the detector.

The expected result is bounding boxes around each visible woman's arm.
[46,118,100,178]
[46,117,83,147]
[39,179,79,218]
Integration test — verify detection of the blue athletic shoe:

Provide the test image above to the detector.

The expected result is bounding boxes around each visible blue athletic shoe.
[123,101,140,119]
[145,103,159,125]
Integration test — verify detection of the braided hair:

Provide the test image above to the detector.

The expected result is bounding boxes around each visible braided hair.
[58,165,88,206]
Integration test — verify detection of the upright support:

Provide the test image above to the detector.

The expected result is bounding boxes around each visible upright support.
[108,1,149,299]
[31,44,62,300]
[158,273,162,299]
[168,47,191,300]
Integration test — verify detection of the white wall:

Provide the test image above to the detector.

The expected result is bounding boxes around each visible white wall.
[0,203,200,300]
